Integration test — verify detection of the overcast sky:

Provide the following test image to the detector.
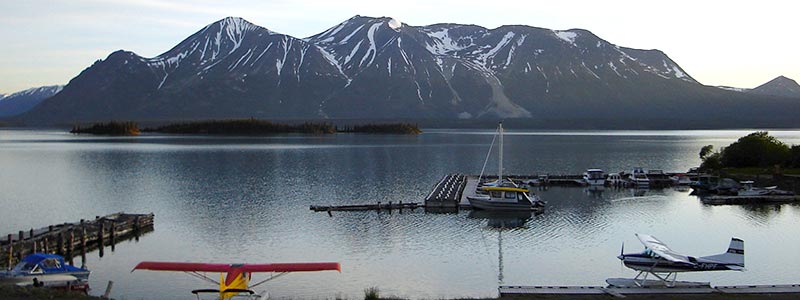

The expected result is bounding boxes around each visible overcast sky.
[1,0,798,94]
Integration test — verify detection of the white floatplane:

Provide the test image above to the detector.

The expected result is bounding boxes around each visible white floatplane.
[610,233,745,287]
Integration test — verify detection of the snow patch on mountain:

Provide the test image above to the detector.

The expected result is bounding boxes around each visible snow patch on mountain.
[387,18,402,31]
[478,31,515,66]
[359,23,382,67]
[554,30,577,46]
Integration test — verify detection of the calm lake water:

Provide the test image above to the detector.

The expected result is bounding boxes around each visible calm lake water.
[1,128,800,299]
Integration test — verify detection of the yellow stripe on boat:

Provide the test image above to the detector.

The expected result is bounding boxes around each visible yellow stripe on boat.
[481,186,529,193]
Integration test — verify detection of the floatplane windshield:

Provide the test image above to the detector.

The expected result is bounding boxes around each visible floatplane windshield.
[611,233,745,287]
[132,261,340,299]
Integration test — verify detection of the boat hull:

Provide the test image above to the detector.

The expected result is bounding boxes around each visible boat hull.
[0,271,90,284]
[467,196,540,211]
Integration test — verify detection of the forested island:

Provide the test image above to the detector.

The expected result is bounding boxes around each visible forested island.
[143,119,337,134]
[338,123,422,134]
[70,121,140,136]
[139,119,421,135]
[699,131,800,174]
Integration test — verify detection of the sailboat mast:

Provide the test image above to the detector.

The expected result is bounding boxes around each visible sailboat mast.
[498,122,503,183]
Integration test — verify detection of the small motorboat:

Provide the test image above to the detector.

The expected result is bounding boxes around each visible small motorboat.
[628,167,649,187]
[0,253,90,286]
[468,186,545,211]
[583,169,606,186]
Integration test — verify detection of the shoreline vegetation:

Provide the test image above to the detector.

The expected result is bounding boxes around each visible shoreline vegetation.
[70,121,140,136]
[71,119,422,135]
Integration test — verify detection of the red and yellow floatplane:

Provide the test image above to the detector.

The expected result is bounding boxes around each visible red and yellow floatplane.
[132,261,341,299]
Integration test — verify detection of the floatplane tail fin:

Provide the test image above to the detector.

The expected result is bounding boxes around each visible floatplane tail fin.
[701,237,745,270]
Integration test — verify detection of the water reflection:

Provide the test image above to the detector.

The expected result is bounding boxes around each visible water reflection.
[3,129,800,299]
[467,210,534,229]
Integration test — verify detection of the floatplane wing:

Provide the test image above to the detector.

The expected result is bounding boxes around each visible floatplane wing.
[133,261,340,299]
[635,233,691,264]
[133,262,341,273]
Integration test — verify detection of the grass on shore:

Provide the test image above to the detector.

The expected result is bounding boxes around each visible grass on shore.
[0,284,102,300]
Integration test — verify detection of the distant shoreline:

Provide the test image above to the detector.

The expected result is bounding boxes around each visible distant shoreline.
[69,119,422,135]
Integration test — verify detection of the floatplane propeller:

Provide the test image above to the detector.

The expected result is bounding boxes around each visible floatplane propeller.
[132,261,340,299]
[610,233,745,288]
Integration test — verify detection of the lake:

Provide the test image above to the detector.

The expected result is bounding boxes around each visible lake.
[1,128,800,299]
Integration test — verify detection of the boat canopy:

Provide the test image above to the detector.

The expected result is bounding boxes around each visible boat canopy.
[12,253,83,274]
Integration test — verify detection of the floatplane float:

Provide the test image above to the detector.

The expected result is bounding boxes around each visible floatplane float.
[132,261,340,299]
[610,233,745,288]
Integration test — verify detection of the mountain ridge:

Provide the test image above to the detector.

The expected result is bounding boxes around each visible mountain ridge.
[10,16,800,127]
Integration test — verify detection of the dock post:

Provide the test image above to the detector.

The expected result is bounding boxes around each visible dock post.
[68,228,75,265]
[388,201,392,214]
[98,221,105,257]
[80,226,87,268]
[377,201,381,212]
[399,201,403,213]
[57,231,64,256]
[6,234,12,270]
[110,220,116,252]
[102,280,114,299]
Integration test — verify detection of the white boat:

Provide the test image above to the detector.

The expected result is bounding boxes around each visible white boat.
[670,174,692,185]
[628,167,649,187]
[607,173,625,186]
[469,186,545,211]
[737,181,795,196]
[468,122,545,211]
[583,169,606,186]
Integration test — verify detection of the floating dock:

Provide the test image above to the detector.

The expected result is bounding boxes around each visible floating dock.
[310,202,421,212]
[702,195,800,205]
[424,174,467,210]
[500,283,800,297]
[1,212,154,269]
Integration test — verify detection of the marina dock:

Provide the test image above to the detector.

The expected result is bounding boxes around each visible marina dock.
[500,283,800,298]
[310,202,421,212]
[702,195,800,205]
[424,174,467,210]
[1,212,154,269]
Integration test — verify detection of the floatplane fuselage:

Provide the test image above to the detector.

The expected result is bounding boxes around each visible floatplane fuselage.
[612,234,744,287]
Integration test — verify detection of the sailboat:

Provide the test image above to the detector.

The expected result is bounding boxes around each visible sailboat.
[467,122,545,211]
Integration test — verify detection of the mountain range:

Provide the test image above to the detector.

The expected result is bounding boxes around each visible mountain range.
[9,16,800,128]
[0,85,63,118]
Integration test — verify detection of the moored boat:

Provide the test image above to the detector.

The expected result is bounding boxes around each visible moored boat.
[628,167,649,187]
[583,169,606,186]
[0,253,90,285]
[468,186,545,211]
[469,122,545,211]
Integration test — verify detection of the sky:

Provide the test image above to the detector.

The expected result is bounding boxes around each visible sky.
[1,0,798,94]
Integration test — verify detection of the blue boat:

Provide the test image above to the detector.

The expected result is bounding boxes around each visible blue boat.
[0,253,90,284]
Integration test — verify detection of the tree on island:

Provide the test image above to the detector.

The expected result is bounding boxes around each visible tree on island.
[71,121,140,136]
[700,131,798,172]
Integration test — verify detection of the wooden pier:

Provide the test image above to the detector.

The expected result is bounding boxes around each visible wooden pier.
[1,212,154,269]
[310,202,421,212]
